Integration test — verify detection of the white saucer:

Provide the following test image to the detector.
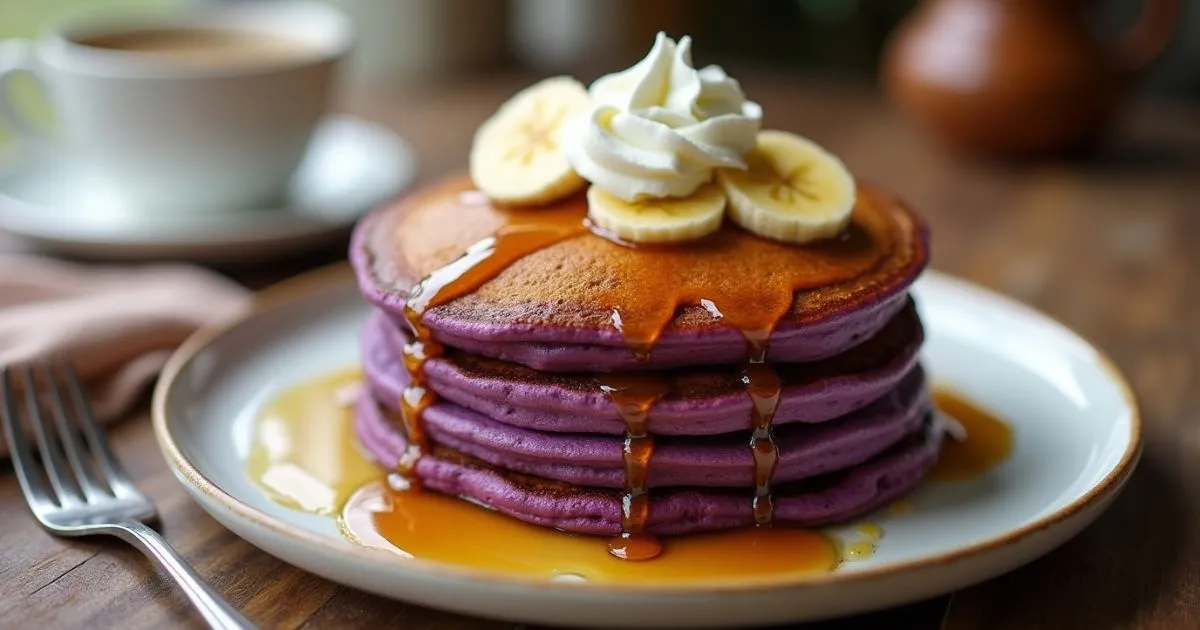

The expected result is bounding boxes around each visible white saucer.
[153,267,1140,628]
[0,115,416,262]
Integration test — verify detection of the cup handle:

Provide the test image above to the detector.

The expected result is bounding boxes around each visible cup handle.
[1112,0,1181,74]
[0,40,52,151]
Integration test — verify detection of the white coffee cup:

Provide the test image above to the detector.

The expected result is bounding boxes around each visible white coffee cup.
[0,1,352,214]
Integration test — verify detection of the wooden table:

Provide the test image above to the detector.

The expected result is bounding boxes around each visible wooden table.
[2,74,1199,629]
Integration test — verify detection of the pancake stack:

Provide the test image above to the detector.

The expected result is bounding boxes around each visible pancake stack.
[348,33,937,556]
[349,176,935,544]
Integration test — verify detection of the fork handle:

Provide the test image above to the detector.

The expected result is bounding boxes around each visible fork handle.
[106,521,256,630]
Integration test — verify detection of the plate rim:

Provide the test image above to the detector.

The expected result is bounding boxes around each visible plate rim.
[151,263,1142,594]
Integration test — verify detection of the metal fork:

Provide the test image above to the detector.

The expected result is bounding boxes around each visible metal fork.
[1,362,254,630]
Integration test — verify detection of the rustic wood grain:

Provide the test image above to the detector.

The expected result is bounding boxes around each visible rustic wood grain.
[2,73,1198,629]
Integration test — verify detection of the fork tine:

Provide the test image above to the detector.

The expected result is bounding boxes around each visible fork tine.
[1,367,56,510]
[20,365,84,506]
[42,362,112,501]
[61,361,135,492]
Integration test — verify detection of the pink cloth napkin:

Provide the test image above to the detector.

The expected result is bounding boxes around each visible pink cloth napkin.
[0,255,251,455]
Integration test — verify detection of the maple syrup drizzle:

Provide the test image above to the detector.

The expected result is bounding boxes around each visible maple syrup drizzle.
[608,310,653,363]
[744,331,781,526]
[743,360,782,525]
[701,303,784,526]
[595,374,670,561]
[930,389,1013,480]
[397,201,587,482]
[397,334,440,482]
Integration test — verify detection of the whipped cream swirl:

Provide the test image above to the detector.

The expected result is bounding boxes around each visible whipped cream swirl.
[564,32,763,201]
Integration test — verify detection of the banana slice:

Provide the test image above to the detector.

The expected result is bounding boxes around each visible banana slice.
[588,183,726,244]
[469,76,591,205]
[717,130,856,244]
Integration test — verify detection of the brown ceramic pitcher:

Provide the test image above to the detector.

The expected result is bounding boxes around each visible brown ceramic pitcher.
[882,0,1180,157]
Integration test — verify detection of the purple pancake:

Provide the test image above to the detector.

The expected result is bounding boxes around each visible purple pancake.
[375,293,909,372]
[361,301,924,436]
[350,175,930,372]
[355,393,944,535]
[361,366,928,488]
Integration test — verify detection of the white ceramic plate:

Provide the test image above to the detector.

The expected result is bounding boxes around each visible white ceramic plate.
[153,266,1140,628]
[0,115,415,262]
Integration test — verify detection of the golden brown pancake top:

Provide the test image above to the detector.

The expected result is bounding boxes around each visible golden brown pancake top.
[361,174,927,337]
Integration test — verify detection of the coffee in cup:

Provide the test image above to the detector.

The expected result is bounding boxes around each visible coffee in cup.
[75,28,318,68]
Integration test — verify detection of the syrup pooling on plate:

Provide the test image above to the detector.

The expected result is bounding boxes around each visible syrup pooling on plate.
[245,371,1016,575]
[844,541,876,562]
[931,389,1014,480]
[245,369,381,515]
[856,522,883,541]
[594,373,670,560]
[340,480,838,583]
